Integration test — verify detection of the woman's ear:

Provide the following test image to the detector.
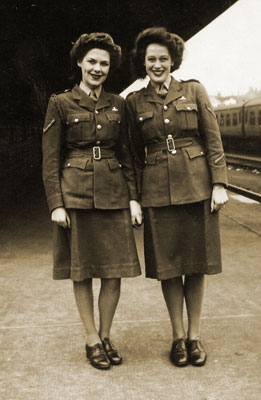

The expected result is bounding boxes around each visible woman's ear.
[77,60,81,68]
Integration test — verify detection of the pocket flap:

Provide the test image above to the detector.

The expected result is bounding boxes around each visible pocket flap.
[106,113,121,122]
[107,158,121,170]
[63,157,88,169]
[66,112,91,125]
[137,111,153,123]
[186,146,205,160]
[175,103,198,112]
[145,153,157,165]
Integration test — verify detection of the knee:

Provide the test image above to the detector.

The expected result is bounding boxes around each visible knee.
[101,278,121,292]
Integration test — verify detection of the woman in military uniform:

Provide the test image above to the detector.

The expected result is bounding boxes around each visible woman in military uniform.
[126,27,228,367]
[42,33,142,370]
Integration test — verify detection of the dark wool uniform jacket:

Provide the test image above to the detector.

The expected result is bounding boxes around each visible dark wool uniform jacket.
[126,78,228,207]
[42,84,138,212]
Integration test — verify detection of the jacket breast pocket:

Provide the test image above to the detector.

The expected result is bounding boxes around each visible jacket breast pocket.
[65,112,91,142]
[136,111,154,139]
[175,103,198,130]
[106,113,121,139]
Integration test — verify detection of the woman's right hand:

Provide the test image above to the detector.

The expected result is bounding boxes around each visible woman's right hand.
[51,207,71,229]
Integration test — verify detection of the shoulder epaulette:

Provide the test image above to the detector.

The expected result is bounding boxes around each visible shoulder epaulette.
[126,87,144,99]
[53,88,71,96]
[180,79,200,84]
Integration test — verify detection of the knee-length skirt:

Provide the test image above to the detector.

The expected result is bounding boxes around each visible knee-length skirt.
[53,208,141,281]
[144,200,222,280]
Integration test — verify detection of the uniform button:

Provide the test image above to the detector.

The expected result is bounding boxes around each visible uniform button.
[163,105,168,111]
[96,140,101,145]
[95,110,99,114]
[200,151,204,155]
[67,163,71,167]
[164,118,170,124]
[187,106,191,110]
[139,117,143,121]
[119,164,122,168]
[74,118,79,123]
[97,124,102,130]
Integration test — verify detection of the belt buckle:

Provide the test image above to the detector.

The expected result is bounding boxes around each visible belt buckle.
[93,146,101,160]
[166,135,176,155]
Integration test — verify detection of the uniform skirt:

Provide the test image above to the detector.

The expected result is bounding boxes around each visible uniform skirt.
[53,208,141,281]
[144,200,222,280]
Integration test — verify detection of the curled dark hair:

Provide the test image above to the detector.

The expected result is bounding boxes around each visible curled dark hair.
[132,27,185,78]
[70,32,122,82]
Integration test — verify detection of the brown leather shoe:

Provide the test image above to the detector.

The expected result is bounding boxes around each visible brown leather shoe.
[188,339,207,366]
[85,343,110,370]
[170,338,189,367]
[101,338,122,365]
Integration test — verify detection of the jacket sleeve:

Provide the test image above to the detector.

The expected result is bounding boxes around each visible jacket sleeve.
[196,83,228,187]
[42,95,65,212]
[114,98,139,201]
[125,95,145,197]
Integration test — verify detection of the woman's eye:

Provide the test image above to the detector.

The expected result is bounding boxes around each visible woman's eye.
[87,59,95,64]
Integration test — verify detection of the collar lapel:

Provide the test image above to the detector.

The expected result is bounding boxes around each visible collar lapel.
[72,84,95,110]
[95,89,111,110]
[143,83,163,104]
[165,78,184,105]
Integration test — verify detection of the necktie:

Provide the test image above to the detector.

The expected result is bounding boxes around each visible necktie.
[158,84,168,99]
[89,90,98,102]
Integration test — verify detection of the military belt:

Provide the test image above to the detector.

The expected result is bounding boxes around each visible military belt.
[147,136,202,155]
[67,147,116,161]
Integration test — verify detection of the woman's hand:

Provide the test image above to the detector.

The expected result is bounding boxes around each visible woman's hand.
[51,207,71,229]
[211,184,229,212]
[129,200,143,228]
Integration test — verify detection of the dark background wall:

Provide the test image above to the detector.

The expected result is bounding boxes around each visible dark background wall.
[0,0,237,207]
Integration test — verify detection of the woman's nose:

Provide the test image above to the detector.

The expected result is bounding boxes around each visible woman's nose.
[154,60,161,68]
[93,63,101,72]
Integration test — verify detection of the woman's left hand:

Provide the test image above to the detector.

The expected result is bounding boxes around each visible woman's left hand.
[129,200,143,228]
[211,184,229,212]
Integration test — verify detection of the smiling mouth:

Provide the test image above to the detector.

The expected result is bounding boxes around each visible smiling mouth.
[152,70,165,76]
[90,74,102,79]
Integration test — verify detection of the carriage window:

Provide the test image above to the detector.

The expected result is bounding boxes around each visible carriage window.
[226,113,231,126]
[239,110,241,123]
[258,110,261,125]
[232,113,237,126]
[219,113,224,126]
[249,111,255,126]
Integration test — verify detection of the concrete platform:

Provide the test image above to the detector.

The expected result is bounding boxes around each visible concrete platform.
[0,185,260,400]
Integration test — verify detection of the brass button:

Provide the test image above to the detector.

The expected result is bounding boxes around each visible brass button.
[67,163,71,167]
[96,140,101,144]
[139,117,143,121]
[95,110,99,114]
[74,118,79,123]
[187,106,191,110]
[163,105,168,111]
[97,124,102,130]
[164,118,170,124]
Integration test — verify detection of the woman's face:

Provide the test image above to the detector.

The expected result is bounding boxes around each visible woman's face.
[145,43,173,85]
[77,48,110,89]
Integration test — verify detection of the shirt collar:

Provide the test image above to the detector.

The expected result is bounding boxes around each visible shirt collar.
[79,81,102,99]
[150,75,172,93]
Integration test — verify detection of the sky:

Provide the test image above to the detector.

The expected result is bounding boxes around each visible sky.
[121,0,261,97]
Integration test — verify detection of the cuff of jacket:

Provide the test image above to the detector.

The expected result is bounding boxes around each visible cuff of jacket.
[47,194,64,213]
[211,169,228,188]
[128,187,139,202]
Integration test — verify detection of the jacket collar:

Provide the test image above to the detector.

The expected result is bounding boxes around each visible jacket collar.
[143,77,183,105]
[72,84,111,110]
